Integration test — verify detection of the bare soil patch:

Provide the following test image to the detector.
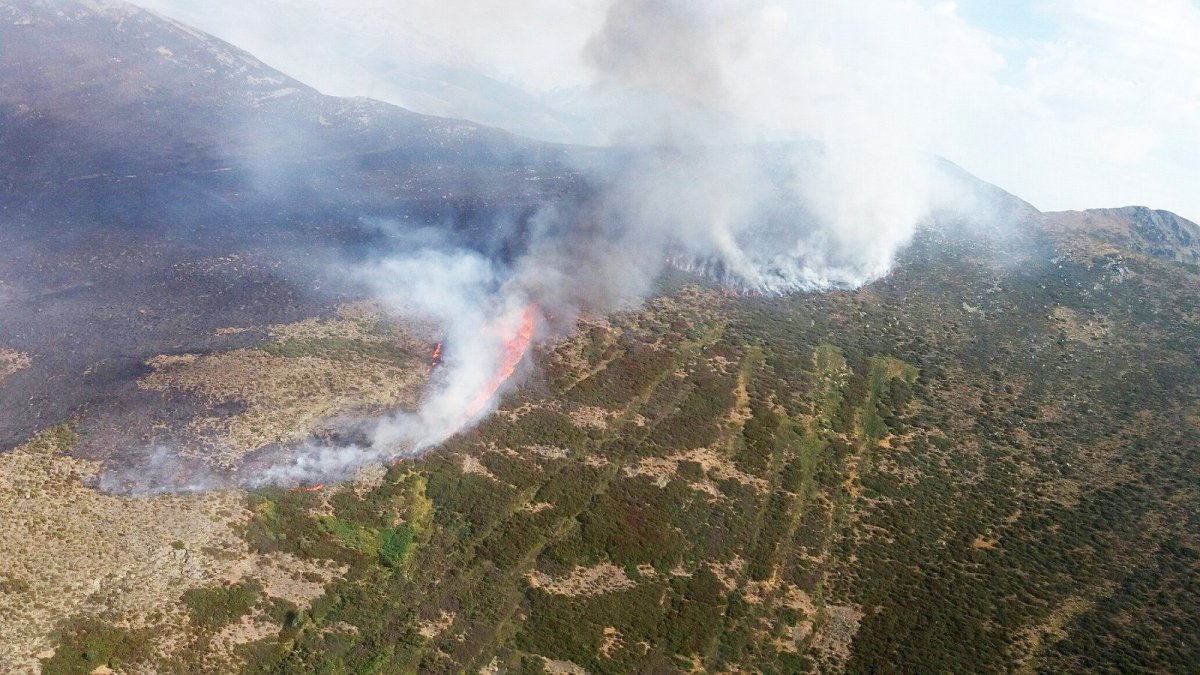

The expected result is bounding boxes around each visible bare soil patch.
[0,347,29,382]
[529,563,636,597]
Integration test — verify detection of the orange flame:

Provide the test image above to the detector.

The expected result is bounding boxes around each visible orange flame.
[427,342,444,374]
[302,484,325,492]
[463,304,538,422]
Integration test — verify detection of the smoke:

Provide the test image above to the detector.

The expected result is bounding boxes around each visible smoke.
[98,0,987,494]
[570,0,949,293]
[100,232,541,494]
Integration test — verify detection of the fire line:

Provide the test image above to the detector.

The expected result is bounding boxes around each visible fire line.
[463,304,538,423]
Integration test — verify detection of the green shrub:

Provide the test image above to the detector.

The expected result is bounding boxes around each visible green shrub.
[182,581,261,631]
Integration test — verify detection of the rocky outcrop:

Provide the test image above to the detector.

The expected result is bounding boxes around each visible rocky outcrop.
[1045,206,1200,265]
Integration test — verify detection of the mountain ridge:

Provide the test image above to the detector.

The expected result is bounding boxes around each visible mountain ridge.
[0,0,1195,454]
[1043,206,1200,265]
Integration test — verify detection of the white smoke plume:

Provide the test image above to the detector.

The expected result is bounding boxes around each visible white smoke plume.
[101,0,983,493]
[253,245,532,487]
[578,0,948,293]
[100,238,540,494]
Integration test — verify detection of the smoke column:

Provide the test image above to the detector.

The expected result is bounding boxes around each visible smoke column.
[247,244,540,488]
[576,0,945,292]
[103,0,982,493]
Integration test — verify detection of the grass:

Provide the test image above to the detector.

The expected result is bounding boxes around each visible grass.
[259,336,412,362]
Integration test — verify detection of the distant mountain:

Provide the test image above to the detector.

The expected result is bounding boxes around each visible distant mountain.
[133,0,609,145]
[0,0,582,236]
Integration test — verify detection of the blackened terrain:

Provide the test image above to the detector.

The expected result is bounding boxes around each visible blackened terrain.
[0,0,590,449]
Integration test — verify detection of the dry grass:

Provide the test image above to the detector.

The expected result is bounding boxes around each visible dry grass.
[0,428,240,669]
[811,604,865,673]
[708,557,745,592]
[600,626,623,659]
[418,611,456,640]
[0,347,30,382]
[264,302,411,344]
[567,405,619,430]
[625,447,768,496]
[460,454,497,481]
[0,426,344,671]
[524,445,570,461]
[208,611,281,657]
[529,563,636,598]
[139,312,428,466]
[972,536,1000,550]
[542,658,590,675]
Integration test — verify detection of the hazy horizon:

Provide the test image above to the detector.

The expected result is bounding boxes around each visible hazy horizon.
[135,0,1200,223]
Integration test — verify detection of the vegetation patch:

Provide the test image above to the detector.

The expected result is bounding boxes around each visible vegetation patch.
[40,618,155,675]
[139,311,428,466]
[0,347,30,381]
[529,563,637,597]
[183,581,262,631]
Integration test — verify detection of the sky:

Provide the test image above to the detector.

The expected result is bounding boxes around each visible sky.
[137,0,1200,222]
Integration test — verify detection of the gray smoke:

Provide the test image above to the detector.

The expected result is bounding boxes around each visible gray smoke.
[102,0,984,493]
[262,247,531,481]
[578,0,951,293]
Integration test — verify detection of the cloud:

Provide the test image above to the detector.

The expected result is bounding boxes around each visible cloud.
[1010,0,1200,216]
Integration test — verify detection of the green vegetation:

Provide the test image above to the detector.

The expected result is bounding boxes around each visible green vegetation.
[41,619,154,674]
[182,581,262,631]
[378,524,418,567]
[42,222,1200,672]
[259,336,413,362]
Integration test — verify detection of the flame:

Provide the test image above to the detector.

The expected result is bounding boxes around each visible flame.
[427,342,443,374]
[463,304,538,422]
[302,484,325,492]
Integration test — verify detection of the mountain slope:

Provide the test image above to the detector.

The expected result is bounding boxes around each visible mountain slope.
[0,0,585,450]
[0,3,1198,673]
[0,0,579,230]
[1045,206,1200,265]
[4,198,1199,672]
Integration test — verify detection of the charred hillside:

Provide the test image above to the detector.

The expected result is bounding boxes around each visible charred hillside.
[0,0,585,240]
[0,0,586,450]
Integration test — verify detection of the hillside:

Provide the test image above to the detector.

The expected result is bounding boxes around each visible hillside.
[0,0,584,452]
[1,1,1198,673]
[1044,207,1200,265]
[3,204,1198,672]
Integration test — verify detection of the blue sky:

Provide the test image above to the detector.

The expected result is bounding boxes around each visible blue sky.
[954,0,1060,40]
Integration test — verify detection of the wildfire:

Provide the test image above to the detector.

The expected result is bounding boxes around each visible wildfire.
[427,342,443,374]
[463,304,538,422]
[302,484,324,492]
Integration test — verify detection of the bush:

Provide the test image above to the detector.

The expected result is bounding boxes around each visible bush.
[182,581,261,631]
